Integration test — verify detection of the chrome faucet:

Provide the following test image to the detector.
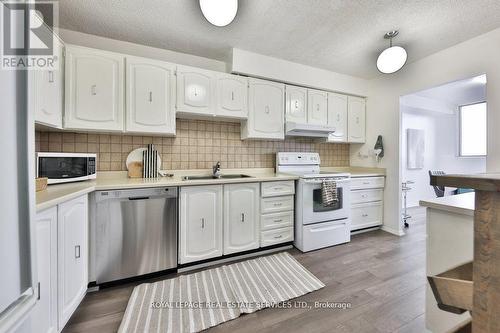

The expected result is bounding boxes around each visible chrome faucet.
[213,161,222,178]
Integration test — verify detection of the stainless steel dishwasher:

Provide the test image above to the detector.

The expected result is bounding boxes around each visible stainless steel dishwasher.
[94,187,177,284]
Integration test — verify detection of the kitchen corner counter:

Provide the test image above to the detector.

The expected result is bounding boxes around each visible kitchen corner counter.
[419,192,475,217]
[36,168,299,212]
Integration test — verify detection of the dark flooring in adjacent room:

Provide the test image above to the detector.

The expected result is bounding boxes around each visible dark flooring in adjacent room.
[63,207,427,333]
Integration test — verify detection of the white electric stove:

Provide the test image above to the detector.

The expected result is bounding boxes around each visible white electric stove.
[276,152,351,252]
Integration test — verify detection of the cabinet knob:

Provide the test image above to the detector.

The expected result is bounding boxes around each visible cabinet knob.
[316,104,320,111]
[362,213,368,217]
[274,219,283,223]
[274,202,282,206]
[265,106,270,114]
[356,116,359,124]
[241,213,245,222]
[337,114,340,121]
[48,71,54,83]
[201,218,205,229]
[231,91,234,101]
[274,235,283,239]
[149,91,153,102]
[91,85,97,96]
[194,88,198,97]
[295,101,298,109]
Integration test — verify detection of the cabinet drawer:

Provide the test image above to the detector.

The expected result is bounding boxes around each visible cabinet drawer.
[261,227,294,247]
[261,181,295,197]
[351,189,384,204]
[350,176,385,190]
[261,195,294,214]
[261,211,294,231]
[350,201,383,231]
[301,220,350,252]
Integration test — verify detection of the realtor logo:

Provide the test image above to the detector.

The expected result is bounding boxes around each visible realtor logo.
[1,1,59,70]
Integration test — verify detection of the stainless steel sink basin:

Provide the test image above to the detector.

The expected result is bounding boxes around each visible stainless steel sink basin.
[182,174,252,181]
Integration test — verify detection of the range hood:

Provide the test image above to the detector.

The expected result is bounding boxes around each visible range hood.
[285,121,336,138]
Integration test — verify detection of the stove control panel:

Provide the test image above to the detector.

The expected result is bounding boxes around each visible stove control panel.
[276,152,321,166]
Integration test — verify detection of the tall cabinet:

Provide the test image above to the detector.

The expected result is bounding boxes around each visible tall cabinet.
[64,45,124,131]
[347,96,366,143]
[327,92,348,142]
[242,78,285,140]
[125,56,176,134]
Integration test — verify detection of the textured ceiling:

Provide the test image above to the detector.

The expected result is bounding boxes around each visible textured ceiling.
[58,0,500,79]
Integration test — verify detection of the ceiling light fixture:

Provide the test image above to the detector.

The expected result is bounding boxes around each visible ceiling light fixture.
[199,0,238,27]
[376,30,408,74]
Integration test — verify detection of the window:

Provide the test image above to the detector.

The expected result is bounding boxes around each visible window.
[459,102,487,156]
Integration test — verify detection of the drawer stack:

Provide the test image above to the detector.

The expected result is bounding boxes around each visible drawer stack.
[260,181,295,247]
[350,176,385,231]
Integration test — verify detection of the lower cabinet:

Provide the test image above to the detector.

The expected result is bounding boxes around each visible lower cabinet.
[33,207,58,333]
[57,195,89,329]
[33,194,89,333]
[179,185,223,264]
[223,183,260,255]
[350,176,385,231]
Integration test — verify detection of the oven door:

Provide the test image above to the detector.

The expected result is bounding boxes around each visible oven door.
[300,178,350,225]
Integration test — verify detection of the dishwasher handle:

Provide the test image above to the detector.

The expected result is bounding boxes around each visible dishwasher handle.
[128,196,150,201]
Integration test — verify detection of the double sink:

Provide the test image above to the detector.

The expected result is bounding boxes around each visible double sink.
[182,174,252,181]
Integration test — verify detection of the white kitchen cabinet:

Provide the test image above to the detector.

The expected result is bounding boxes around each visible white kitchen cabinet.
[32,38,64,129]
[327,92,348,142]
[215,73,248,119]
[285,85,307,123]
[223,183,260,255]
[307,89,328,125]
[242,78,285,140]
[125,56,176,135]
[347,96,366,143]
[33,207,58,333]
[57,195,88,329]
[179,185,223,264]
[176,65,216,117]
[64,45,124,131]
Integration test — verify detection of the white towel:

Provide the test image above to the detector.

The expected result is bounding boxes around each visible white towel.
[322,180,338,206]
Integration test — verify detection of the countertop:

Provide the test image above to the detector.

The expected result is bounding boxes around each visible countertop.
[419,192,475,217]
[36,166,386,212]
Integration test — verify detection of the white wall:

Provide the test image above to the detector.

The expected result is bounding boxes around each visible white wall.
[59,29,227,72]
[401,107,486,207]
[351,27,500,235]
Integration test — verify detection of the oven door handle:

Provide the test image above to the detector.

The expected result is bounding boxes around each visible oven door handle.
[303,179,349,184]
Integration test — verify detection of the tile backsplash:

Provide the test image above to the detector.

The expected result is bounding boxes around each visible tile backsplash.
[35,119,350,171]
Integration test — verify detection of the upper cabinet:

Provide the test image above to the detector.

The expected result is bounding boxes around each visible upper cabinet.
[347,96,366,143]
[215,74,248,119]
[285,85,307,123]
[242,78,285,140]
[307,89,328,125]
[32,38,64,129]
[176,65,215,117]
[125,56,176,135]
[64,45,124,132]
[327,92,348,142]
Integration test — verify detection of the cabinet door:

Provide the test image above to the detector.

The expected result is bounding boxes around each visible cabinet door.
[176,65,215,117]
[58,195,88,329]
[216,74,248,119]
[243,78,285,140]
[64,45,124,131]
[33,207,58,333]
[327,92,348,142]
[126,56,176,135]
[307,89,328,125]
[32,39,64,129]
[179,186,223,264]
[223,183,260,255]
[285,85,307,123]
[347,96,366,143]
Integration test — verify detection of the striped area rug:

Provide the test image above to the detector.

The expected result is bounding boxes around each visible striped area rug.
[118,252,324,333]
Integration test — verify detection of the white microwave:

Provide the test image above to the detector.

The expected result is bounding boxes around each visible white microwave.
[36,152,97,184]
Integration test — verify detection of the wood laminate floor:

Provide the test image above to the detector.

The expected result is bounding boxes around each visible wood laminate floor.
[64,207,427,333]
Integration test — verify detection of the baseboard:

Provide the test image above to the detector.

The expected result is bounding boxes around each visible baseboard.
[178,245,293,273]
[381,225,405,236]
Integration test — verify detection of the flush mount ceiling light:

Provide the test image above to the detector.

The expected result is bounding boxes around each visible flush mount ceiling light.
[199,0,238,27]
[376,30,408,74]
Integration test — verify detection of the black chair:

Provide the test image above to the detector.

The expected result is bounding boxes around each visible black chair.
[429,170,446,197]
